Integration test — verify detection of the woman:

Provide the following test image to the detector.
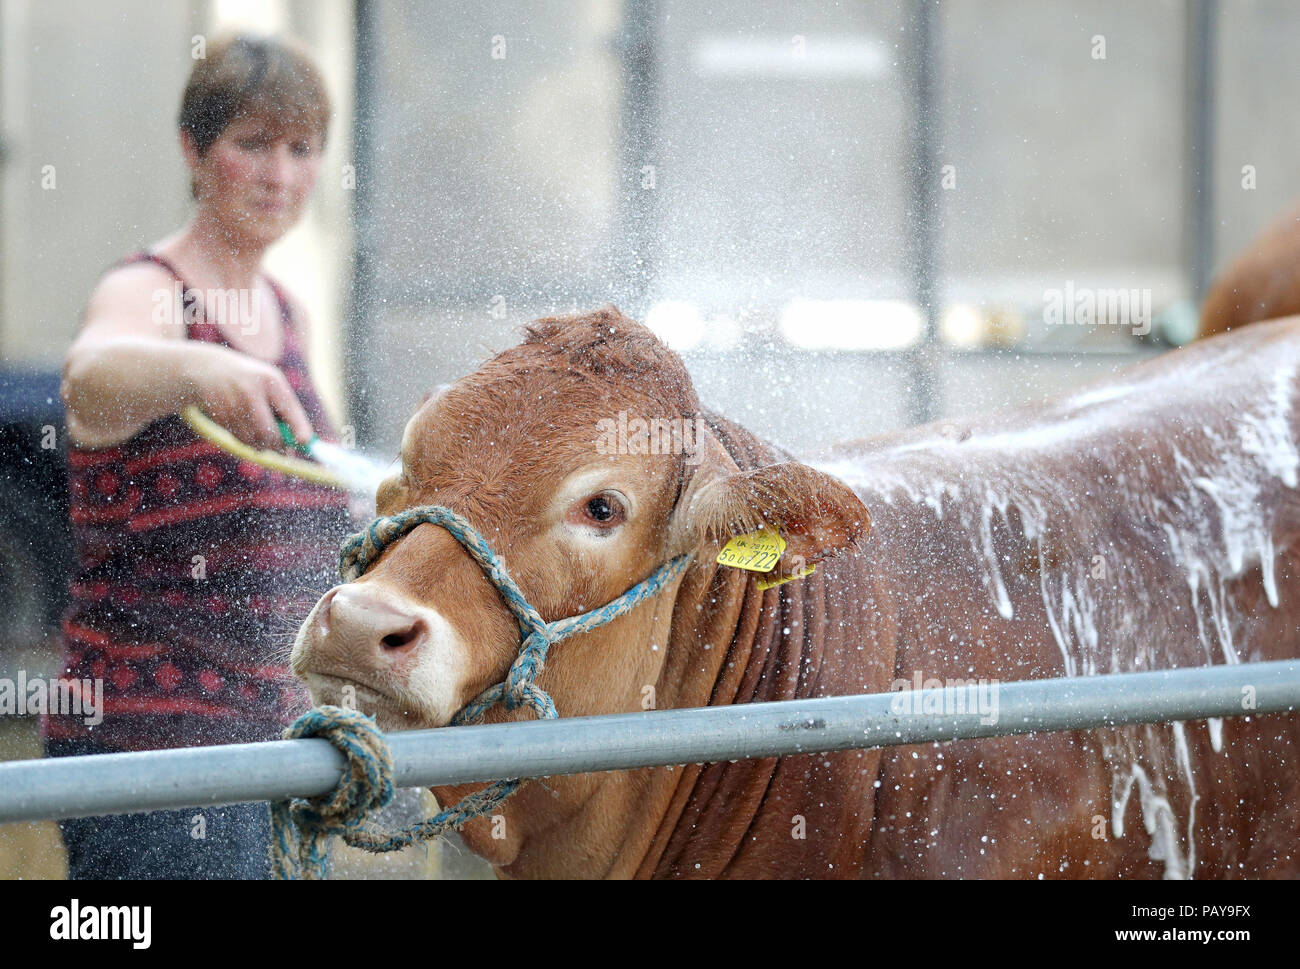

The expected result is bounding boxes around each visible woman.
[47,34,351,878]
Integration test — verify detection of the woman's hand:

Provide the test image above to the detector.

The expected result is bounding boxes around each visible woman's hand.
[181,343,315,450]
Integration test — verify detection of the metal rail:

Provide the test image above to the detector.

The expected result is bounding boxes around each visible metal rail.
[1,660,1296,823]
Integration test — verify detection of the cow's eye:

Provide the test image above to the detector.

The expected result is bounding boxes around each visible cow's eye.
[577,492,627,528]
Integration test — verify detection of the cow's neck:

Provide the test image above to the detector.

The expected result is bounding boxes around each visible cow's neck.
[640,415,901,877]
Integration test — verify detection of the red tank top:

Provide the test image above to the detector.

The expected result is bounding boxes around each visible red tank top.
[46,252,352,752]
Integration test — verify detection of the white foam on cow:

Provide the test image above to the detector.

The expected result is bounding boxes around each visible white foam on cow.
[1206,716,1224,754]
[812,347,1300,880]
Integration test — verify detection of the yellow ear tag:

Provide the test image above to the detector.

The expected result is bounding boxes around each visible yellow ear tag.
[756,564,816,591]
[716,527,786,573]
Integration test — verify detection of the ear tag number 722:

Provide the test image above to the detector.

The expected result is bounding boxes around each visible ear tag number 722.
[716,528,786,573]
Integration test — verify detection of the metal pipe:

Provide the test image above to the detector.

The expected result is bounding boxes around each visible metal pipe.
[1,660,1296,823]
[613,0,661,317]
[906,0,943,426]
[1185,0,1218,306]
[345,0,379,445]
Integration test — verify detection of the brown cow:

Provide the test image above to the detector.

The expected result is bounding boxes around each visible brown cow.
[291,307,1300,879]
[1201,201,1300,337]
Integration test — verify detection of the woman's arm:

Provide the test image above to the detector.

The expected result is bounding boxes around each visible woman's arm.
[63,263,314,449]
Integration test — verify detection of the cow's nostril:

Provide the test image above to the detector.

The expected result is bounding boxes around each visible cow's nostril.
[314,587,341,636]
[381,620,426,653]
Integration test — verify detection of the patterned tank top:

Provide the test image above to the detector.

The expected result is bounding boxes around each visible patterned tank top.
[45,252,352,752]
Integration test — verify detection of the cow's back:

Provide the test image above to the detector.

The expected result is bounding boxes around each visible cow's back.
[812,318,1300,877]
[1201,202,1300,337]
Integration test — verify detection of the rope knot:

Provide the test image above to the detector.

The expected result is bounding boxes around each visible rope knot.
[270,706,395,880]
[271,704,526,878]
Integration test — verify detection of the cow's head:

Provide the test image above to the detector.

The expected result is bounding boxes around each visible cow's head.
[291,307,870,733]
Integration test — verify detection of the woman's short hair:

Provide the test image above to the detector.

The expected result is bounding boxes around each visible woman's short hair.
[178,34,330,194]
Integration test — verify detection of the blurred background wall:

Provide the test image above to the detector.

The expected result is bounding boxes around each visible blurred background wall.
[344,1,1292,455]
[2,0,1299,455]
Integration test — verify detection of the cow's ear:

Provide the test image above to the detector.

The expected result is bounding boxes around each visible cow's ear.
[669,427,871,573]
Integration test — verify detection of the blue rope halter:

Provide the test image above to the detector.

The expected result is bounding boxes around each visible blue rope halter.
[339,504,691,724]
[270,504,691,878]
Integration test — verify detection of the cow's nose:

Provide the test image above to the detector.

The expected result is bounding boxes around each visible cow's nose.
[323,584,429,665]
